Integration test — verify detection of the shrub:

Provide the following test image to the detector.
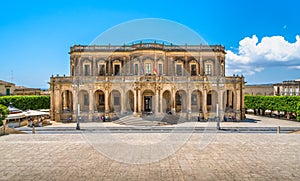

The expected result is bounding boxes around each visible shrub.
[0,104,9,126]
[0,95,50,111]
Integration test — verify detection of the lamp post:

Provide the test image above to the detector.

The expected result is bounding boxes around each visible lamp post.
[72,76,81,130]
[215,76,223,130]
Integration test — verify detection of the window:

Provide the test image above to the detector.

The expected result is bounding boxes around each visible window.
[158,64,163,75]
[84,64,90,76]
[191,94,197,105]
[176,64,182,76]
[205,64,212,75]
[134,64,139,75]
[114,64,120,75]
[145,63,151,74]
[114,96,120,105]
[191,64,197,76]
[296,87,299,95]
[207,93,212,105]
[84,94,89,106]
[290,87,293,95]
[99,64,105,76]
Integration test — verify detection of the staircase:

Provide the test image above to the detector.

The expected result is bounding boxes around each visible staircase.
[113,115,169,126]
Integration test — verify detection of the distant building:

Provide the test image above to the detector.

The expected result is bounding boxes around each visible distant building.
[274,79,300,96]
[245,84,274,96]
[14,86,42,95]
[0,80,15,96]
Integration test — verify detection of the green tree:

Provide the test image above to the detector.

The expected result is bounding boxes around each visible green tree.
[0,104,9,126]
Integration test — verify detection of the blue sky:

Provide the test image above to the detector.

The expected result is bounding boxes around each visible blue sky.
[0,0,299,88]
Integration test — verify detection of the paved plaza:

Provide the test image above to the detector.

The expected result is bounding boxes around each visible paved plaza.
[1,115,300,180]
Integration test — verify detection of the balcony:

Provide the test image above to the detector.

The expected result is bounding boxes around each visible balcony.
[50,75,244,85]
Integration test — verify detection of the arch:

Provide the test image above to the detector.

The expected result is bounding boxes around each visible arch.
[61,90,73,112]
[125,90,134,112]
[79,90,89,112]
[162,90,172,113]
[191,90,202,112]
[94,90,105,112]
[109,90,121,112]
[175,90,187,112]
[142,89,155,113]
[223,90,235,112]
[207,90,218,112]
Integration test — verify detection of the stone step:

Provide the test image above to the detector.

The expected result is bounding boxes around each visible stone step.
[113,115,169,126]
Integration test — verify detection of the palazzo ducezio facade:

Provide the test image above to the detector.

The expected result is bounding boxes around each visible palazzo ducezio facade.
[50,42,245,122]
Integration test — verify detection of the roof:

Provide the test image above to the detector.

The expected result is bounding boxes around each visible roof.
[0,80,15,86]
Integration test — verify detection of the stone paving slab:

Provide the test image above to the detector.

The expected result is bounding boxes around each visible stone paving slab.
[35,114,300,129]
[0,133,300,180]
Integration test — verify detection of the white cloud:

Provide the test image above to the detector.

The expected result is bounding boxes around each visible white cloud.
[226,35,300,76]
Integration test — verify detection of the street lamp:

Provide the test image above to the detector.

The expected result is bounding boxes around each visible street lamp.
[214,76,224,130]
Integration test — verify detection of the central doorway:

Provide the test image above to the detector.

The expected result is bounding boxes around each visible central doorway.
[144,96,152,112]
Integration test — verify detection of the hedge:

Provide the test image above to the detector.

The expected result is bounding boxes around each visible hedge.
[244,95,300,120]
[0,96,50,111]
[0,104,9,126]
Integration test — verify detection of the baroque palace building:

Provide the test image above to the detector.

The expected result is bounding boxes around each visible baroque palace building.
[50,42,245,122]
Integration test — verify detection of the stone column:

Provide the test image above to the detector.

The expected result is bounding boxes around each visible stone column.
[73,89,78,121]
[133,88,137,115]
[187,89,191,120]
[105,89,109,113]
[138,88,142,113]
[159,89,163,113]
[54,88,61,122]
[218,89,224,121]
[202,88,207,120]
[172,89,176,113]
[121,88,126,114]
[89,88,94,120]
[155,88,159,114]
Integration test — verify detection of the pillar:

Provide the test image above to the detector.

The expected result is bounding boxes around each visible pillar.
[218,89,224,121]
[202,89,207,120]
[155,89,159,114]
[159,90,163,113]
[172,90,176,113]
[73,89,78,121]
[54,88,61,122]
[138,89,142,113]
[187,89,191,120]
[89,89,94,121]
[133,89,137,115]
[105,89,109,113]
[121,88,126,114]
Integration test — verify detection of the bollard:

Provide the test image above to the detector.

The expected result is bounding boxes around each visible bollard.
[32,126,35,134]
[277,126,280,134]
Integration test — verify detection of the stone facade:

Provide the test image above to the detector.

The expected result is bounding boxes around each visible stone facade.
[50,43,245,122]
[274,79,300,96]
[0,80,15,96]
[245,84,274,96]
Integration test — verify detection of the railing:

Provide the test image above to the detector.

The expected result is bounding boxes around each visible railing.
[70,44,225,53]
[50,75,244,84]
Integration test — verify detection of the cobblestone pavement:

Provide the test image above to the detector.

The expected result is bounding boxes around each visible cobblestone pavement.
[1,133,300,180]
